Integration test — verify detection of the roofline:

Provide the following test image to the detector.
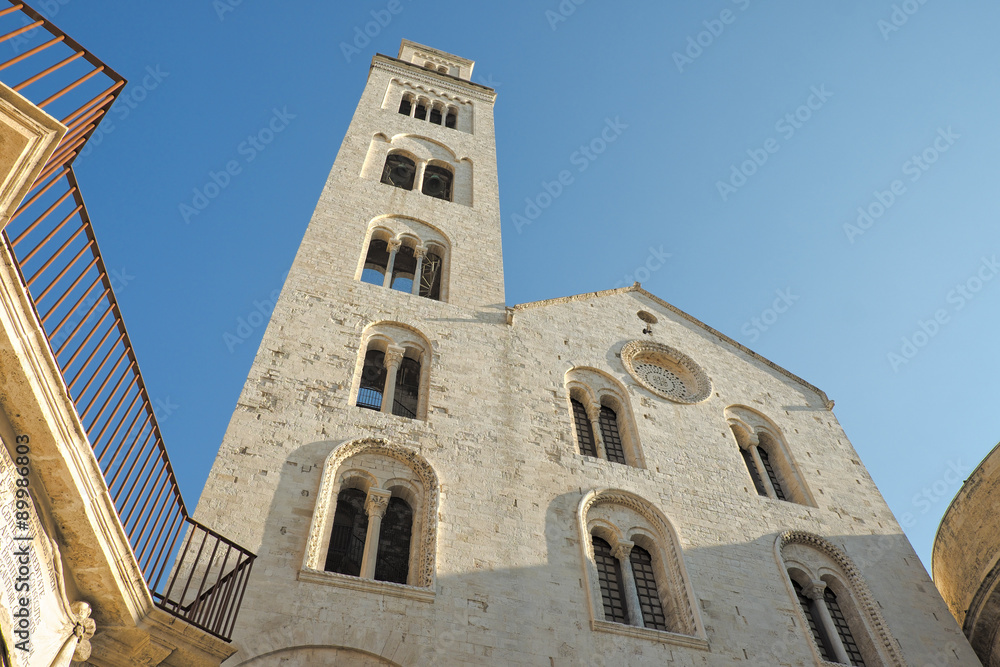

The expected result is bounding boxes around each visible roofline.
[510,284,832,407]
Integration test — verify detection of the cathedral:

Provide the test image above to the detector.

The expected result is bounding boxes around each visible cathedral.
[189,41,977,665]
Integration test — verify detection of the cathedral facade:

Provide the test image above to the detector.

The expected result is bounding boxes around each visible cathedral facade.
[193,41,977,666]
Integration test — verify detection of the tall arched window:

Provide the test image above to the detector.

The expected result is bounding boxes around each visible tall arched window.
[419,247,443,300]
[429,103,443,125]
[445,107,458,129]
[780,531,902,666]
[357,221,451,302]
[579,490,707,646]
[598,406,627,465]
[374,497,413,584]
[303,439,440,599]
[381,152,416,190]
[421,164,452,201]
[572,398,598,458]
[725,405,813,506]
[388,244,417,293]
[565,368,644,468]
[361,238,391,286]
[352,324,430,421]
[398,93,412,116]
[325,488,368,576]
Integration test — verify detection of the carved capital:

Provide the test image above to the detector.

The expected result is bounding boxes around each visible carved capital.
[612,541,634,562]
[384,345,405,371]
[585,402,602,423]
[413,245,427,259]
[805,580,827,601]
[365,488,391,519]
[386,238,402,253]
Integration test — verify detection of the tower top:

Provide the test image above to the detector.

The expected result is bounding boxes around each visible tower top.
[397,39,475,80]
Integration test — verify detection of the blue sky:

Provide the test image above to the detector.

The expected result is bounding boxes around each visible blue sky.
[39,1,1000,572]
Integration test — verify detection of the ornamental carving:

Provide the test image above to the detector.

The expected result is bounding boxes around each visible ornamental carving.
[620,341,711,404]
[306,438,439,589]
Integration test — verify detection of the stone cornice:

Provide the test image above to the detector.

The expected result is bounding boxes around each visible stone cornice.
[371,55,496,103]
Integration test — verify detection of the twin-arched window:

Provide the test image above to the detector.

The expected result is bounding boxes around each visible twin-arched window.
[381,151,453,202]
[353,324,430,420]
[726,405,812,506]
[566,368,643,468]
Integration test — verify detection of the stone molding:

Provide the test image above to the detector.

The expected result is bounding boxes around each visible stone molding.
[297,567,435,603]
[373,57,496,103]
[776,530,906,667]
[304,438,439,589]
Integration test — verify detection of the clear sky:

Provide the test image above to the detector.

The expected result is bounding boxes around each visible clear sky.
[37,1,1000,573]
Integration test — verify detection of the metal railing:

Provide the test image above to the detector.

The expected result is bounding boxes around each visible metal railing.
[0,1,254,642]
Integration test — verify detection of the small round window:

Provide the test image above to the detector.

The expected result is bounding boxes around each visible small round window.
[621,341,711,404]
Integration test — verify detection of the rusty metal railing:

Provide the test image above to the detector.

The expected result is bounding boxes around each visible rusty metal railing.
[0,2,254,642]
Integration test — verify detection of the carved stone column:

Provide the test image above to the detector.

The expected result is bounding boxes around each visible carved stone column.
[360,488,392,579]
[743,433,776,500]
[805,580,850,664]
[613,541,643,627]
[382,239,402,288]
[587,404,607,460]
[381,346,405,415]
[411,245,426,296]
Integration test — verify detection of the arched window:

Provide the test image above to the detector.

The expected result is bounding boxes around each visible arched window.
[419,247,443,300]
[361,237,391,286]
[429,104,442,125]
[725,405,812,506]
[374,497,413,584]
[303,439,439,599]
[352,324,430,420]
[598,406,626,465]
[357,349,386,411]
[592,536,628,623]
[579,490,707,646]
[414,99,427,120]
[445,107,458,129]
[421,164,452,201]
[325,488,368,576]
[565,368,644,468]
[398,93,412,116]
[381,152,416,190]
[780,531,903,666]
[388,244,416,293]
[571,398,598,458]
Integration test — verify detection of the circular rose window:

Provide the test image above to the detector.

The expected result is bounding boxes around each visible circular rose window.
[621,341,711,404]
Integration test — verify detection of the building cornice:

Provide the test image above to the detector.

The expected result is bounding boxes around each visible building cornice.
[371,55,496,103]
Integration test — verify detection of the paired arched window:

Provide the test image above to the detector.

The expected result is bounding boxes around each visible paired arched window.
[398,93,459,130]
[359,227,447,302]
[380,151,454,201]
[353,324,430,420]
[579,490,707,646]
[726,405,812,506]
[566,368,643,468]
[303,439,439,597]
[779,531,903,666]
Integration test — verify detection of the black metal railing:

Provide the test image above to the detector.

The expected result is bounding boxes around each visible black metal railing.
[356,386,383,411]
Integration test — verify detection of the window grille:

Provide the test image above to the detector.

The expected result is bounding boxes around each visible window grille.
[593,537,629,624]
[326,488,369,576]
[630,546,668,631]
[794,580,833,662]
[374,497,413,584]
[758,447,787,501]
[598,406,627,465]
[826,588,867,666]
[740,447,767,496]
[572,399,597,457]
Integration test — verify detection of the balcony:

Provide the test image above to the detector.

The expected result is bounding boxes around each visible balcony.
[0,0,254,657]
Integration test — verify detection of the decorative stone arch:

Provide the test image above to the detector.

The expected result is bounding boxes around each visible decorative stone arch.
[776,531,905,667]
[577,489,708,648]
[725,405,814,506]
[385,78,474,132]
[302,438,439,594]
[564,367,644,468]
[350,321,433,420]
[361,133,472,206]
